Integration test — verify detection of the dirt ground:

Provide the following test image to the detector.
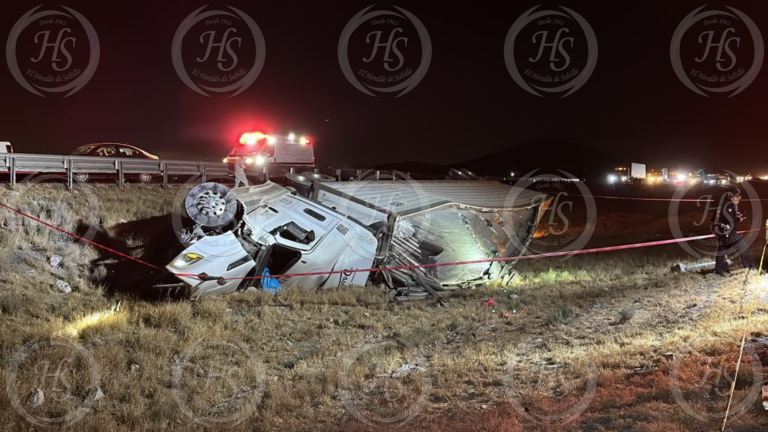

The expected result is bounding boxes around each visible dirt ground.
[0,183,767,431]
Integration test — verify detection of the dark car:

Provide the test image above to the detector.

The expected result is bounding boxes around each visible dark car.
[72,143,159,183]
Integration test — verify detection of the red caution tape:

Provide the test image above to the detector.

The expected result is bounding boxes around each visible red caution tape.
[0,200,759,283]
[570,194,768,202]
[0,202,161,271]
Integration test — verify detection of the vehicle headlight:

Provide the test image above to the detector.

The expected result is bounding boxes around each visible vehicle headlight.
[245,157,254,165]
[222,158,228,163]
[255,155,266,165]
[174,253,204,267]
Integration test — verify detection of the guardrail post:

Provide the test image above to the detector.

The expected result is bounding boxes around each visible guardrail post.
[118,160,124,189]
[289,167,294,174]
[314,167,319,174]
[10,156,16,188]
[162,162,168,189]
[336,168,341,181]
[376,170,380,180]
[356,169,361,179]
[264,164,269,183]
[201,164,206,183]
[66,157,72,189]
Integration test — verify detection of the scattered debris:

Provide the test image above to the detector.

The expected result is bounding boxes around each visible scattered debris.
[662,352,675,361]
[49,255,62,269]
[483,298,495,307]
[88,386,105,402]
[55,280,71,294]
[26,388,44,408]
[129,364,140,374]
[763,385,768,410]
[392,363,424,378]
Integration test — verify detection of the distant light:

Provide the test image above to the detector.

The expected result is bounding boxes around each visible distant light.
[621,176,628,182]
[510,172,515,177]
[222,158,228,163]
[676,173,686,182]
[255,155,266,165]
[608,174,618,184]
[288,133,296,143]
[245,157,254,165]
[299,136,311,146]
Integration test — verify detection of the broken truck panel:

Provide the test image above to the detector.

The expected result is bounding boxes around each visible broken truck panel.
[312,180,551,292]
[162,179,550,299]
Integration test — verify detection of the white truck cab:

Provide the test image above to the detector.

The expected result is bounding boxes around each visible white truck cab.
[0,141,13,154]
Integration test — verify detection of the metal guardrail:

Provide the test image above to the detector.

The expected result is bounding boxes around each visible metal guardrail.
[0,153,425,189]
[0,153,264,189]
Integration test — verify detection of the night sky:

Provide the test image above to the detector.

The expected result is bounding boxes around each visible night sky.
[1,0,767,172]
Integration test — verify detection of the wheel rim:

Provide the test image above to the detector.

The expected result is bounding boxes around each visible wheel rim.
[195,190,227,217]
[139,173,152,183]
[75,173,88,182]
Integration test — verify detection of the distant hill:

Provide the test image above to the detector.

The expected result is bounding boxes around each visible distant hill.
[456,140,616,182]
[377,141,618,182]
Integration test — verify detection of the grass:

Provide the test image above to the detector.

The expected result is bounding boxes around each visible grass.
[0,184,767,431]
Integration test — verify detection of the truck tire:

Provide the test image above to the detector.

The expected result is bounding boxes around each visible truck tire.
[460,168,482,180]
[447,168,470,181]
[184,182,238,228]
[301,172,336,183]
[285,173,313,197]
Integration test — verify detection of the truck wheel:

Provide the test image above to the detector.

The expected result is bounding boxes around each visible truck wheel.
[285,173,313,197]
[184,182,238,228]
[301,172,336,182]
[74,173,89,183]
[139,173,152,183]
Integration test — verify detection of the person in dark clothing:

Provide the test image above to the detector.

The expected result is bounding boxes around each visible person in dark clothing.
[711,188,752,276]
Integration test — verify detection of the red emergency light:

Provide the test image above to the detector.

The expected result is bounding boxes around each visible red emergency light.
[239,132,266,146]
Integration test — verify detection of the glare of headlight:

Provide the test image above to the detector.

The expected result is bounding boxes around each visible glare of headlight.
[608,174,617,183]
[58,302,123,338]
[222,158,228,163]
[255,155,266,165]
[676,173,686,182]
[245,157,254,165]
[288,133,296,143]
[266,135,277,145]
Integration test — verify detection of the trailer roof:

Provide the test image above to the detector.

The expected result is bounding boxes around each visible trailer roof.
[314,180,549,217]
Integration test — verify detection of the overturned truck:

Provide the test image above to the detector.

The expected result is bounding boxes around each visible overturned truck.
[160,176,551,300]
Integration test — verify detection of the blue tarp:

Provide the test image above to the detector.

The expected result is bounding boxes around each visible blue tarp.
[261,267,281,294]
